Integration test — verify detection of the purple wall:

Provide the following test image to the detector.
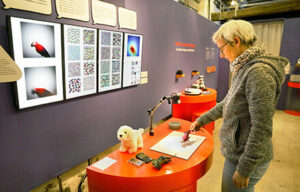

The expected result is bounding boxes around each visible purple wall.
[217,58,230,102]
[0,0,219,191]
[278,18,300,110]
[280,18,300,70]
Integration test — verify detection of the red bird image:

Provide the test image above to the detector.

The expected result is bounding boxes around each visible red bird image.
[32,88,54,97]
[31,41,50,57]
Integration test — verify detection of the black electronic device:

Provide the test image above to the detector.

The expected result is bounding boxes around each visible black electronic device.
[128,158,144,167]
[152,155,173,170]
[136,152,152,163]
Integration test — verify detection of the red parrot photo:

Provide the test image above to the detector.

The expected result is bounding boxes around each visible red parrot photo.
[32,88,54,97]
[31,41,50,57]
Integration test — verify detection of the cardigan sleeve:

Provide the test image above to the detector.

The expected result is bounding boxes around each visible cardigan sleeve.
[196,98,224,127]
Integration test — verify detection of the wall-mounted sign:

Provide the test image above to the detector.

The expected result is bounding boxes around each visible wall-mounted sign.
[175,42,196,52]
[205,47,210,60]
[2,0,52,15]
[0,45,22,82]
[140,71,148,84]
[56,0,89,22]
[205,47,215,60]
[118,7,137,30]
[206,65,216,74]
[92,0,116,26]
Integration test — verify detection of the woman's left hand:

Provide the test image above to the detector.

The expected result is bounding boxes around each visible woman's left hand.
[233,171,249,189]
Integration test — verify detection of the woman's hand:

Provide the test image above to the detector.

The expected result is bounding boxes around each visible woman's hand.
[190,121,200,132]
[233,171,249,189]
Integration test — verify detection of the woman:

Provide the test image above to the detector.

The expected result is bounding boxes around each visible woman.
[190,20,289,192]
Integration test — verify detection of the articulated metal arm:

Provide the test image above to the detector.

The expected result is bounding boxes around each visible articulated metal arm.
[146,94,180,136]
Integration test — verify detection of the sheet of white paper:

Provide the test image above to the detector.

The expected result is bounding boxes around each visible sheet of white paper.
[150,131,206,160]
[93,157,117,170]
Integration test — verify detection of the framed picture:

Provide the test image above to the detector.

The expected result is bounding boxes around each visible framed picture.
[9,17,63,109]
[63,25,97,99]
[123,33,143,87]
[98,30,123,92]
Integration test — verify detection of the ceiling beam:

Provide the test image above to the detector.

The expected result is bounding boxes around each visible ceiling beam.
[211,0,300,21]
[186,0,200,11]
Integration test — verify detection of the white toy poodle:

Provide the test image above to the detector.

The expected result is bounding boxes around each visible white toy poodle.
[117,125,144,153]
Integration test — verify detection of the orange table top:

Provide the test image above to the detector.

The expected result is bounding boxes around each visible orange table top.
[179,88,217,103]
[87,118,214,192]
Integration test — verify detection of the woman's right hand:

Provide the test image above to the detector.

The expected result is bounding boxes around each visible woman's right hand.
[190,121,200,132]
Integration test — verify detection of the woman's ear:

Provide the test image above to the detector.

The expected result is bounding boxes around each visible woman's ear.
[233,37,241,47]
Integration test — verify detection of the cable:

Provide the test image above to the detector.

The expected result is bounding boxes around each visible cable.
[78,158,92,192]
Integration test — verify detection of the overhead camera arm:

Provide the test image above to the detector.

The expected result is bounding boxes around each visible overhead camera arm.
[147,93,181,136]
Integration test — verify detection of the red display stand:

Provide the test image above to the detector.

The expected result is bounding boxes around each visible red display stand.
[87,118,214,192]
[172,88,217,134]
[284,81,300,116]
[287,81,300,89]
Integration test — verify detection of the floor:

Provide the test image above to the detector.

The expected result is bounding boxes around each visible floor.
[196,110,300,192]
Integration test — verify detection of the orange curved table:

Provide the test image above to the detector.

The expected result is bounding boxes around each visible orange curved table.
[87,118,214,192]
[172,88,217,134]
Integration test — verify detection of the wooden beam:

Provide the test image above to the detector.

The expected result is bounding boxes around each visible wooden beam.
[186,0,200,11]
[197,0,202,14]
[211,0,300,21]
[185,0,189,7]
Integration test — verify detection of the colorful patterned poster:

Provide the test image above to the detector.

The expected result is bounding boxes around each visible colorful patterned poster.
[98,30,123,92]
[9,17,63,109]
[123,33,143,87]
[64,25,97,99]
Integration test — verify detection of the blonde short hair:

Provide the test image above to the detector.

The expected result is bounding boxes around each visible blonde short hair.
[212,20,257,46]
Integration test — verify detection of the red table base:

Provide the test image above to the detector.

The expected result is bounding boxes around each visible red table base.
[173,88,217,134]
[284,110,300,117]
[285,82,300,116]
[87,118,214,192]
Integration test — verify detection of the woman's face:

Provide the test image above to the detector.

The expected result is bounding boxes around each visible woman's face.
[216,38,244,63]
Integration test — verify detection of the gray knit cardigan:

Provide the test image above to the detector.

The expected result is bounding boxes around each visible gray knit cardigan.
[196,46,289,177]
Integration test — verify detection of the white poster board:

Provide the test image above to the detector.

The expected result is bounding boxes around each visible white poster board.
[150,131,206,160]
[63,25,97,99]
[122,33,143,87]
[9,17,63,109]
[98,30,123,92]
